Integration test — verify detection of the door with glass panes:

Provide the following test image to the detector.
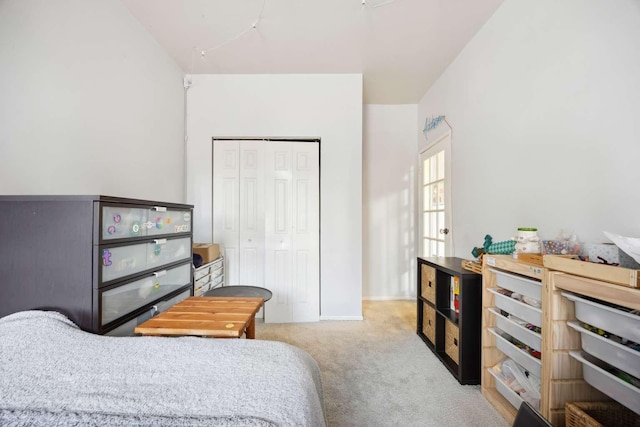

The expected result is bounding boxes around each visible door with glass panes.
[419,133,452,257]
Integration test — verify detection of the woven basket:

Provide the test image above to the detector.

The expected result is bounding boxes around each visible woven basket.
[565,402,640,427]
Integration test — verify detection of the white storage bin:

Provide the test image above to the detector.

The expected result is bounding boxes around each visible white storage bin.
[562,292,640,343]
[488,368,524,411]
[569,351,640,416]
[488,288,542,327]
[489,328,542,377]
[490,269,542,300]
[489,307,542,352]
[567,320,640,379]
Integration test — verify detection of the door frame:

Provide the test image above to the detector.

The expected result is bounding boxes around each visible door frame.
[418,131,453,257]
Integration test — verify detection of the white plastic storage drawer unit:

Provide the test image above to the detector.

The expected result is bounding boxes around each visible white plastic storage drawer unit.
[487,288,542,327]
[488,307,542,352]
[561,292,640,343]
[490,269,542,301]
[567,320,640,378]
[569,351,640,416]
[489,328,542,377]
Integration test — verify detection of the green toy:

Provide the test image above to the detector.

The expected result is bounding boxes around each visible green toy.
[472,234,516,257]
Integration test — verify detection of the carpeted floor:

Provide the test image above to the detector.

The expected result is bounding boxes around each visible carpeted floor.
[256,300,509,427]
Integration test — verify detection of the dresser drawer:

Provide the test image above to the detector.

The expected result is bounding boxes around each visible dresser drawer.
[421,264,436,304]
[101,262,192,326]
[445,319,460,364]
[100,236,191,283]
[101,205,191,241]
[105,288,191,336]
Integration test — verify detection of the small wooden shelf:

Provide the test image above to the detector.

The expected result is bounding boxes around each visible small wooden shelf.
[417,256,482,385]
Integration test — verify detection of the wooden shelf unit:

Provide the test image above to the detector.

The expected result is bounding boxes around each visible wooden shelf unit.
[417,257,482,385]
[481,255,609,426]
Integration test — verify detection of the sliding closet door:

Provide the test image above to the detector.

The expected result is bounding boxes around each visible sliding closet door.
[213,139,319,322]
[264,142,319,322]
[238,142,265,287]
[291,143,320,322]
[213,141,240,285]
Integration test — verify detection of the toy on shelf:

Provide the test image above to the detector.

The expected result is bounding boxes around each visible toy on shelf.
[472,234,517,259]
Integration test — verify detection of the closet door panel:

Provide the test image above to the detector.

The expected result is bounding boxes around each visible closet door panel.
[213,141,240,285]
[292,143,320,322]
[239,142,265,287]
[265,142,293,322]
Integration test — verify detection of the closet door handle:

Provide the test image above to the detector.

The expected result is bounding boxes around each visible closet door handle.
[152,239,167,245]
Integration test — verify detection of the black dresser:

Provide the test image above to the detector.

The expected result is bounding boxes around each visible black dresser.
[0,195,193,335]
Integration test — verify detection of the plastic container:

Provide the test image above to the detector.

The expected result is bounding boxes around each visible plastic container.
[489,328,541,377]
[566,320,640,378]
[489,307,542,352]
[569,351,640,416]
[488,288,542,327]
[488,368,524,411]
[562,292,640,343]
[490,269,542,300]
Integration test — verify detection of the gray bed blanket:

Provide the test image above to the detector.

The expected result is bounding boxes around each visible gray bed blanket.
[0,311,325,426]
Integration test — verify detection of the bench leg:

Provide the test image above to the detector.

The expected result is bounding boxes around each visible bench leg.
[246,316,256,339]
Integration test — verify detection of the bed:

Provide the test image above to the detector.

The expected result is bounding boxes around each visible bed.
[0,311,326,426]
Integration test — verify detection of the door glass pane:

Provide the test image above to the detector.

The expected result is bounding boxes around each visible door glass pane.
[437,151,445,180]
[423,159,430,185]
[430,240,438,257]
[430,157,437,182]
[429,212,437,239]
[437,182,444,207]
[438,211,444,234]
[423,239,429,257]
[438,241,445,256]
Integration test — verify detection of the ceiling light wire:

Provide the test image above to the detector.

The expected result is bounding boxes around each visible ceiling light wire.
[200,0,266,58]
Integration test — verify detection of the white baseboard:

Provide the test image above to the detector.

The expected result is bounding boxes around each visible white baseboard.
[362,296,414,301]
[320,315,364,321]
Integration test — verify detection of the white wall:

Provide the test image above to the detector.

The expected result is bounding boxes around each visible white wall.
[0,0,185,203]
[363,105,417,299]
[418,0,640,256]
[186,74,363,320]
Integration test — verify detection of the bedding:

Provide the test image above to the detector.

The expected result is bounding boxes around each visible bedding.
[0,311,325,426]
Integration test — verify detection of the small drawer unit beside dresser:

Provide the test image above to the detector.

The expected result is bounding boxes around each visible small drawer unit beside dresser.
[416,257,483,385]
[0,195,194,335]
[193,257,224,296]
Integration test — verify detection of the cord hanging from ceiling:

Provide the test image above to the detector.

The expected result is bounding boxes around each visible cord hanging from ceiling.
[191,0,266,73]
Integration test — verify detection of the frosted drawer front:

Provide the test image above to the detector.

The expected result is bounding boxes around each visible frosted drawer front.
[570,351,640,416]
[490,269,542,300]
[102,262,191,325]
[489,328,541,377]
[106,288,190,336]
[488,368,524,411]
[561,292,640,342]
[102,206,191,240]
[100,237,191,283]
[567,320,640,378]
[488,288,542,327]
[489,307,542,352]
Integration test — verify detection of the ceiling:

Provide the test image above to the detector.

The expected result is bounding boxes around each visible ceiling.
[122,0,504,104]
